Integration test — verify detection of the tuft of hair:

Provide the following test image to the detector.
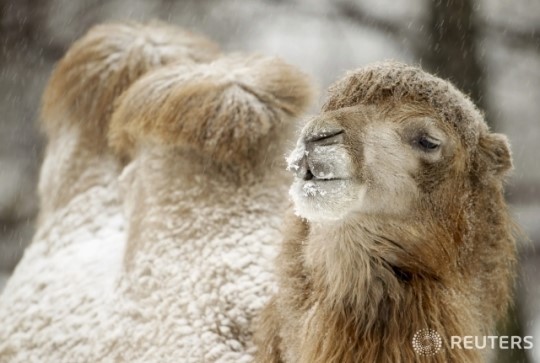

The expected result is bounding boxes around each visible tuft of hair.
[323,61,486,149]
[109,54,314,164]
[41,21,220,139]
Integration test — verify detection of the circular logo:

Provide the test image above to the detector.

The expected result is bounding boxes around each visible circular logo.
[412,329,443,356]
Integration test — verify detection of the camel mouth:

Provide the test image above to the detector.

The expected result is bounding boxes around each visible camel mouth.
[303,175,344,182]
[301,167,343,182]
[294,178,349,199]
[314,177,341,181]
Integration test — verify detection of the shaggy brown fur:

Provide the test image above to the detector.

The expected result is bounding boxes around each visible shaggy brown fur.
[41,21,219,144]
[109,54,314,173]
[255,62,516,363]
[38,21,219,215]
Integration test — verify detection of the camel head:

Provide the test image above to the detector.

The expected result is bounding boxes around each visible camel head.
[288,62,512,226]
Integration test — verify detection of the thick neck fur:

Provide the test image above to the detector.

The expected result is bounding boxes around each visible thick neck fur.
[120,144,289,277]
[266,210,493,363]
[305,219,401,309]
[108,143,291,362]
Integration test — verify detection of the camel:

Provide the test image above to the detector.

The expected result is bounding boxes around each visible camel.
[255,61,517,363]
[0,21,313,362]
[0,21,220,363]
[103,54,313,362]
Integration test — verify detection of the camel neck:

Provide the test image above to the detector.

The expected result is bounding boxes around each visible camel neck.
[119,145,289,273]
[295,218,484,362]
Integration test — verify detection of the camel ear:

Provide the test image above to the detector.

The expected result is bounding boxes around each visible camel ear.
[109,54,314,162]
[41,22,219,139]
[478,132,513,177]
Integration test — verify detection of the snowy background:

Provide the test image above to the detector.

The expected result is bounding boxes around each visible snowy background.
[0,0,538,362]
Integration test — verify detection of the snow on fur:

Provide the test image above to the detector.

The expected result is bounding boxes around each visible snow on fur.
[101,52,312,361]
[0,22,313,363]
[101,154,290,362]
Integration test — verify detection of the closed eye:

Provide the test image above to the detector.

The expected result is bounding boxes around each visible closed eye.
[415,135,440,151]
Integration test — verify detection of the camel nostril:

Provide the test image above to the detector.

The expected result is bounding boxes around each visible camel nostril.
[307,130,344,146]
[304,169,314,181]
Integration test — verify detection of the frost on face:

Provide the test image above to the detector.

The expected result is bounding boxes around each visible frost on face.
[285,143,306,172]
[302,181,327,197]
[290,178,353,221]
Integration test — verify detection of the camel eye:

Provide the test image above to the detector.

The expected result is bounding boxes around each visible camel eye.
[416,136,440,151]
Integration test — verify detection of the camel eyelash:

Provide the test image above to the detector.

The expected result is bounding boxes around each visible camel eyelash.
[415,135,441,151]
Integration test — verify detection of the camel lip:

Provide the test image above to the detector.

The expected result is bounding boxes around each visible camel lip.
[297,177,346,182]
[313,177,342,181]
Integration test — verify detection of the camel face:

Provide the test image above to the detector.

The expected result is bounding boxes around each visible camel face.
[287,103,461,221]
